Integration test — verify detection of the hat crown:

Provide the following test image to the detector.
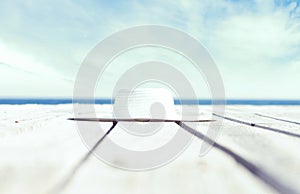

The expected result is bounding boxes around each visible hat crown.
[113,88,178,119]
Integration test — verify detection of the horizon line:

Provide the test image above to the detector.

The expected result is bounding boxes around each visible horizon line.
[0,98,300,105]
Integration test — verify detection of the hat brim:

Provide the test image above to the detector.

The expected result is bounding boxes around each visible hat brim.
[68,118,215,122]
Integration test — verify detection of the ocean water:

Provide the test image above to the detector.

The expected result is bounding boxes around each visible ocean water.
[0,98,299,105]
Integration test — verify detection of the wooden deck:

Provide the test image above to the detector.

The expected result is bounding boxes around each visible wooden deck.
[0,105,299,194]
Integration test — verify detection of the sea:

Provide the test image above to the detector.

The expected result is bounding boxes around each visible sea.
[0,98,299,105]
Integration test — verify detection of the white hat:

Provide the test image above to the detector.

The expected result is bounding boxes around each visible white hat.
[113,88,179,120]
[70,88,213,123]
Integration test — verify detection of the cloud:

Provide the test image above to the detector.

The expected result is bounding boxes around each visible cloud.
[0,62,72,97]
[0,0,299,98]
[202,0,300,98]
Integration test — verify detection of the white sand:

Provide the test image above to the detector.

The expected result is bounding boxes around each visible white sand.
[0,104,299,194]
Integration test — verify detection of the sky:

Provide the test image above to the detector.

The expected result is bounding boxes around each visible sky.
[0,0,300,99]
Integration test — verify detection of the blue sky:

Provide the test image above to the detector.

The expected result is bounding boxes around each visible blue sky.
[0,0,300,99]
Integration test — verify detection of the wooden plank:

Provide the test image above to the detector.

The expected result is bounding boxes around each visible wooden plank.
[1,105,300,194]
[60,129,275,194]
[207,106,300,192]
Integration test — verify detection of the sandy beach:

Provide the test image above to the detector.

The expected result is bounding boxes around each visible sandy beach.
[0,104,299,194]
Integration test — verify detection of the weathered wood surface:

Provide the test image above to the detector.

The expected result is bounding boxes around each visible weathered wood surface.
[0,105,299,194]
